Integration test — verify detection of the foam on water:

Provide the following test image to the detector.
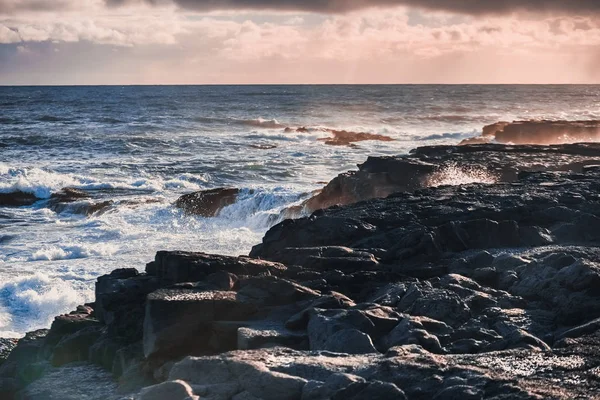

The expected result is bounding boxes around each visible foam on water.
[0,166,81,198]
[29,243,120,262]
[0,273,89,338]
[0,165,210,198]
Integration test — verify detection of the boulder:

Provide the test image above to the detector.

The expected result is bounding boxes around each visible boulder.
[143,289,257,358]
[322,329,377,354]
[0,330,48,386]
[44,312,102,348]
[237,276,321,307]
[399,285,471,327]
[51,326,103,366]
[307,309,375,352]
[175,188,241,217]
[0,191,38,207]
[151,251,286,285]
[169,353,307,400]
[267,246,379,273]
[95,269,159,343]
[384,317,446,353]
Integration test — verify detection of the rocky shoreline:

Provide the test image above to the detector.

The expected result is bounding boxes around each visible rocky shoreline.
[2,143,600,399]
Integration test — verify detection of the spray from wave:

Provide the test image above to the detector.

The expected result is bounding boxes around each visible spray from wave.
[460,120,600,145]
[427,163,498,187]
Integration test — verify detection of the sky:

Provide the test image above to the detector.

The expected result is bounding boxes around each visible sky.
[0,0,600,84]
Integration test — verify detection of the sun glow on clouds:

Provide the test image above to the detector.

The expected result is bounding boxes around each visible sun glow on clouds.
[0,1,600,83]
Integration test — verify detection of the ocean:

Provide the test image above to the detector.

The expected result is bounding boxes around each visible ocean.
[1,84,599,337]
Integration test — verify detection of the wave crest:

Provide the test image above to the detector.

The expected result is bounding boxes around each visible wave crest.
[0,273,86,337]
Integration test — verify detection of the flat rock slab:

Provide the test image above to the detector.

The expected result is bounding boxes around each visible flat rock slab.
[143,289,258,358]
[17,362,121,400]
[150,251,286,284]
[168,345,600,400]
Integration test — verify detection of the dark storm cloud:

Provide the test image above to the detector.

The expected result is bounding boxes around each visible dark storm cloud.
[105,0,600,15]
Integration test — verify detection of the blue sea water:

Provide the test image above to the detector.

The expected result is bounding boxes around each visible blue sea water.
[1,84,599,336]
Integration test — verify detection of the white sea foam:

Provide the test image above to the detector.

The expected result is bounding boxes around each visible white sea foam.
[0,166,210,198]
[0,167,80,198]
[0,273,88,337]
[217,187,307,228]
[29,243,120,261]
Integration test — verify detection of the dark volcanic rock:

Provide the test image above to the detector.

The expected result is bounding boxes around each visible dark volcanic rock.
[151,251,286,285]
[463,120,600,145]
[318,129,395,147]
[175,187,241,217]
[0,191,38,207]
[48,188,89,204]
[7,144,600,399]
[95,268,158,343]
[292,142,600,215]
[143,289,257,358]
[0,339,18,367]
[302,158,435,213]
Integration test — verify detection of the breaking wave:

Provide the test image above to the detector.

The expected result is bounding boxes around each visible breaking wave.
[0,273,88,338]
[0,165,210,199]
[29,243,120,262]
[194,116,285,129]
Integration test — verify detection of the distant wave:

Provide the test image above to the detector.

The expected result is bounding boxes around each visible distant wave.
[382,114,479,124]
[36,115,72,123]
[417,115,481,123]
[93,117,124,124]
[194,116,285,129]
[0,117,20,124]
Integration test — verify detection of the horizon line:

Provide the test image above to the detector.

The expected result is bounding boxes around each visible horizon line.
[2,83,600,87]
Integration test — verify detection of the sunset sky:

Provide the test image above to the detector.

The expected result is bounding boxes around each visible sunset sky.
[1,0,599,84]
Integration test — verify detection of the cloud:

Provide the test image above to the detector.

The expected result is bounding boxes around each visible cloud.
[3,0,600,16]
[1,1,600,84]
[0,0,81,14]
[104,0,600,15]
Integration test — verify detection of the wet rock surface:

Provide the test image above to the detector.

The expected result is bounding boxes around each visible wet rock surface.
[175,187,242,217]
[0,339,18,366]
[297,142,600,213]
[3,144,600,399]
[0,190,39,207]
[462,120,600,145]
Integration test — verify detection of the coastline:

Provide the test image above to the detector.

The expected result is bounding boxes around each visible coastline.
[2,139,600,399]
